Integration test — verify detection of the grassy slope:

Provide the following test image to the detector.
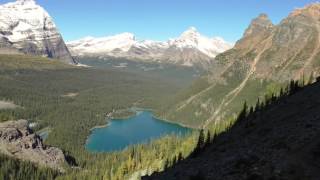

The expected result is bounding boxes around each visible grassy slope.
[0,54,71,70]
[159,52,285,128]
[159,36,314,128]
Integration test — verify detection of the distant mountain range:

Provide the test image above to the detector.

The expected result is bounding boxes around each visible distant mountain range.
[67,27,233,68]
[0,0,76,64]
[0,0,232,68]
[160,3,320,128]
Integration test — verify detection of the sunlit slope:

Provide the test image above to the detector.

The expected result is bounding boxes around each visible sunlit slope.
[160,4,320,128]
[0,54,73,70]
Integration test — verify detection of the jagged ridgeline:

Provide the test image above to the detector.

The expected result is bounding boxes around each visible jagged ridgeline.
[160,3,320,128]
[67,27,233,69]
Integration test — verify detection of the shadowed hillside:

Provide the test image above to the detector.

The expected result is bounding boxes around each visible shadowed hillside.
[144,78,320,180]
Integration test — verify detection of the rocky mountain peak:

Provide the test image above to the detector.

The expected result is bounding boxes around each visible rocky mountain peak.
[170,27,207,47]
[243,13,274,37]
[115,32,136,41]
[180,27,201,39]
[289,3,320,20]
[0,0,77,64]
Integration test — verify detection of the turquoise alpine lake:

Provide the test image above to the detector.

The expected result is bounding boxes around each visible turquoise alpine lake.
[86,111,192,152]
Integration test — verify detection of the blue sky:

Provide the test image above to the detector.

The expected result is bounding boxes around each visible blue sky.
[0,0,319,42]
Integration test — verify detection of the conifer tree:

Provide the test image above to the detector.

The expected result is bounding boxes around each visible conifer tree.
[205,130,211,146]
[177,152,183,163]
[197,129,205,150]
[237,102,248,121]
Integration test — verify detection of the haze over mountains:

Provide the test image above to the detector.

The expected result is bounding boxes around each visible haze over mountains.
[67,27,233,68]
[0,0,76,64]
[160,3,320,128]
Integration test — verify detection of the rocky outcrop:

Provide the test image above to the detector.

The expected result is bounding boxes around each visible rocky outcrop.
[0,120,66,172]
[0,0,77,64]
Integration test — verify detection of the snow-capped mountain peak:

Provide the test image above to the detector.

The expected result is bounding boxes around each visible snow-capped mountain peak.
[134,40,169,49]
[179,27,201,40]
[67,33,136,55]
[168,27,233,58]
[67,27,233,68]
[15,0,36,5]
[0,0,76,64]
[0,0,56,43]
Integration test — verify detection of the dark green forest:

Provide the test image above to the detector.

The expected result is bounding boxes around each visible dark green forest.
[0,55,199,179]
[0,55,313,179]
[0,154,59,180]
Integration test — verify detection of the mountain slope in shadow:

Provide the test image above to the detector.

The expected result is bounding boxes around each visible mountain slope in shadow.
[144,79,320,180]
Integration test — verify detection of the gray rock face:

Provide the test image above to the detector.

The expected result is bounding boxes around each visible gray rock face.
[0,0,77,64]
[0,120,66,172]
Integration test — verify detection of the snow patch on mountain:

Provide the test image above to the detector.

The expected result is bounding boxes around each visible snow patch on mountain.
[67,33,136,55]
[0,0,76,64]
[0,0,57,43]
[169,27,233,58]
[67,27,233,67]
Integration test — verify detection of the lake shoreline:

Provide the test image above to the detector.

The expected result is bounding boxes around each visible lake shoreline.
[89,107,195,132]
[152,115,198,130]
[89,108,137,131]
[90,122,110,131]
[86,109,192,152]
[132,107,195,129]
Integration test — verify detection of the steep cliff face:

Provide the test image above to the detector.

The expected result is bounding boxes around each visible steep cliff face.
[0,120,66,172]
[161,3,320,128]
[232,4,320,81]
[0,0,76,64]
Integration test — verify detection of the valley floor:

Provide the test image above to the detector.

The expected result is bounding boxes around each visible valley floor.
[0,55,198,180]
